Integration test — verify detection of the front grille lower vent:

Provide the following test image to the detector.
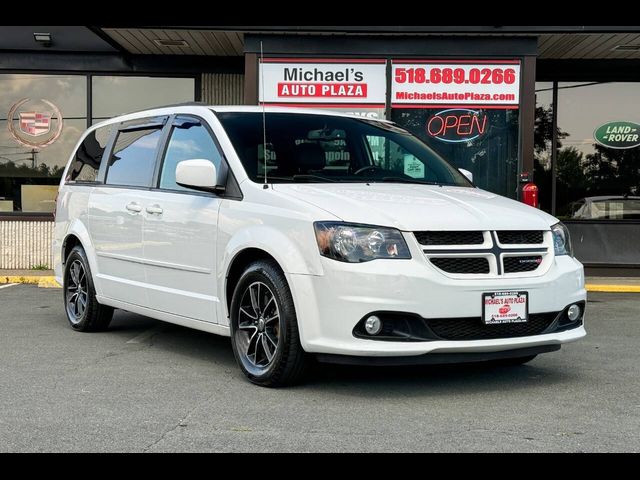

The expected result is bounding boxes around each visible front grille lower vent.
[497,230,544,244]
[504,256,542,273]
[415,231,484,245]
[430,257,490,274]
[427,312,558,340]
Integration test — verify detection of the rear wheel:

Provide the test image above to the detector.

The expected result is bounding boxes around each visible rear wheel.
[63,245,113,332]
[229,260,308,387]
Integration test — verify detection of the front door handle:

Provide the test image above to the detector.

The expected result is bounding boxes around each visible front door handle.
[146,204,163,215]
[125,202,143,213]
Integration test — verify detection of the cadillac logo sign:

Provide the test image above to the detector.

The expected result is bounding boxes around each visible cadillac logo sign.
[19,111,52,136]
[7,98,63,148]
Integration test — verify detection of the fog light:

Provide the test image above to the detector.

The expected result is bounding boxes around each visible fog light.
[567,304,581,321]
[364,315,382,335]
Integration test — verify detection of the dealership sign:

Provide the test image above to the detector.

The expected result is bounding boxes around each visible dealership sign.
[593,121,640,149]
[426,108,488,143]
[259,59,386,107]
[391,60,521,108]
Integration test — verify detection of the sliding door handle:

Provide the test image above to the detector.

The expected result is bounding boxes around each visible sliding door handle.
[146,204,163,215]
[125,202,143,213]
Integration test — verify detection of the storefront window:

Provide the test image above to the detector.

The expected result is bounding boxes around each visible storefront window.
[92,76,195,123]
[555,82,640,220]
[391,108,519,198]
[0,74,87,213]
[534,82,554,213]
[0,74,195,214]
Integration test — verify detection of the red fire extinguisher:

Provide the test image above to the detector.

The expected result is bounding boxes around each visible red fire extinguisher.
[522,183,539,208]
[519,172,539,208]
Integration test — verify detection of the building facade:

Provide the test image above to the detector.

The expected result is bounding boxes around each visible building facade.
[1,26,639,272]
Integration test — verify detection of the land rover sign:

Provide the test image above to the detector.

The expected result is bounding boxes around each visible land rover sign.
[594,121,640,149]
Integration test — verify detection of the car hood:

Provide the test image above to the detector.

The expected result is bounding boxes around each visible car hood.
[272,183,557,231]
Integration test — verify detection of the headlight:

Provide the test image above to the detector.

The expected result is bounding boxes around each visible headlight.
[551,222,573,256]
[314,222,411,263]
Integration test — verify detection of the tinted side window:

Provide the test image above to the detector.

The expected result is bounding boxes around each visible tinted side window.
[66,125,113,183]
[160,122,222,191]
[105,128,162,187]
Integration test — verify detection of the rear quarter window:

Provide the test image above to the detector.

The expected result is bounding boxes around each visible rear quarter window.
[66,125,113,183]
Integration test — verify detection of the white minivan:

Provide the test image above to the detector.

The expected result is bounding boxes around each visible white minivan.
[53,104,586,387]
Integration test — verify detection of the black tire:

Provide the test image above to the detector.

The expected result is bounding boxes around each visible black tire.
[229,260,308,387]
[63,245,113,332]
[491,354,537,366]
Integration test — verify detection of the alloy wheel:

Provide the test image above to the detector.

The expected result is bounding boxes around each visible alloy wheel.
[65,260,88,324]
[236,281,281,368]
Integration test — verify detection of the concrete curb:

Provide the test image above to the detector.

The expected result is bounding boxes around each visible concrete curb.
[585,284,640,293]
[0,276,61,288]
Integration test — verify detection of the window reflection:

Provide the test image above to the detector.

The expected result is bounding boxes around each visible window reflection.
[92,76,195,121]
[391,108,519,198]
[0,74,195,213]
[555,82,640,220]
[106,128,162,188]
[160,123,222,191]
[534,82,554,213]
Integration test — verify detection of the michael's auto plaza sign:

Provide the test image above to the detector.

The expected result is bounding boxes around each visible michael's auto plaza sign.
[259,58,386,118]
[258,58,521,118]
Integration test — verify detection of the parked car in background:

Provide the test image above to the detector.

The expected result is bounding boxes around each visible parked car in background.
[569,195,640,220]
[53,105,586,387]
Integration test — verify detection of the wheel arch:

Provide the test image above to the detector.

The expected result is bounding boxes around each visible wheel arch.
[224,248,282,317]
[220,225,323,321]
[61,220,101,293]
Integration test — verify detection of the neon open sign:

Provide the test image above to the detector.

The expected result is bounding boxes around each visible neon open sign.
[426,108,488,143]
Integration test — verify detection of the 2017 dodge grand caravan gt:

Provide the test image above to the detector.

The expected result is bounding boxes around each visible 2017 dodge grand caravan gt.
[53,105,586,387]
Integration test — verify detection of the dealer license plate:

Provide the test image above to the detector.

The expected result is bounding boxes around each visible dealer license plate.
[482,291,528,325]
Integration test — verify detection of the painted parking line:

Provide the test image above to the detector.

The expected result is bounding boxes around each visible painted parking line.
[126,324,168,344]
[0,283,18,289]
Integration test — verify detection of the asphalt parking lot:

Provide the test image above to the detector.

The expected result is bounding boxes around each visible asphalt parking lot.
[1,284,638,452]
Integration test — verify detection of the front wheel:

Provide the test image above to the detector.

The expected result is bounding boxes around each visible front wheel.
[229,260,308,387]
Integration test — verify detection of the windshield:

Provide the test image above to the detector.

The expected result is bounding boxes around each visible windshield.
[215,112,471,187]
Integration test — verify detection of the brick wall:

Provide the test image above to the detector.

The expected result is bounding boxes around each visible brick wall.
[0,220,54,269]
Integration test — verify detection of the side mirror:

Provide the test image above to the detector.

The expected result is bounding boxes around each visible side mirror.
[459,168,473,183]
[175,159,224,193]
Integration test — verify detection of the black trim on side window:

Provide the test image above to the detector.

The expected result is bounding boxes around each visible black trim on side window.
[118,116,170,132]
[63,111,243,201]
[95,125,118,184]
[151,114,176,190]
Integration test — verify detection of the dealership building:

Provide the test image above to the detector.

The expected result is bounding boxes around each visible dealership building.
[1,25,639,273]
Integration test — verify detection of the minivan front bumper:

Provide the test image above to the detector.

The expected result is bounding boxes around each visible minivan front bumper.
[288,255,586,357]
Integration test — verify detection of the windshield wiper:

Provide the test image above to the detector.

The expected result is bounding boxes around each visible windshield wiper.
[266,175,337,183]
[292,174,337,183]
